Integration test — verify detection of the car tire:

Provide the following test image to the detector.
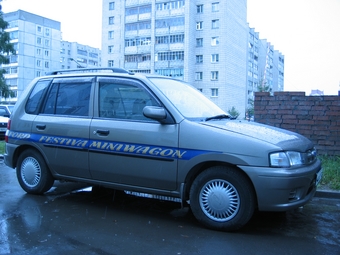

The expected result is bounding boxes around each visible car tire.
[189,166,255,231]
[16,149,54,195]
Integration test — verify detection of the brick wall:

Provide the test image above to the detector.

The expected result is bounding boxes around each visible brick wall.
[254,91,340,156]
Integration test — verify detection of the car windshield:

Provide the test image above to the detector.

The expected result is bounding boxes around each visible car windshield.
[149,77,226,119]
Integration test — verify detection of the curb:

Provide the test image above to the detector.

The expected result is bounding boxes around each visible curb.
[315,190,340,199]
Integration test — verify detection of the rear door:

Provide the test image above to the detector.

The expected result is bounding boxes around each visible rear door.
[89,77,179,190]
[32,77,94,178]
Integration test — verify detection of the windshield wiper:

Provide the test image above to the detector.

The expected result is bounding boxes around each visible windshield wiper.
[205,114,233,121]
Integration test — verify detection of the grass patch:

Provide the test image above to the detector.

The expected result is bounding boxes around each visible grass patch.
[319,155,340,190]
[0,141,338,190]
[0,140,4,155]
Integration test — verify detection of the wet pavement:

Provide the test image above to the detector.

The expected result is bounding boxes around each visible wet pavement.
[1,164,340,255]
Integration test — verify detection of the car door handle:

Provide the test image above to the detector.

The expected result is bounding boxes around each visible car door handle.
[36,124,46,130]
[95,129,110,136]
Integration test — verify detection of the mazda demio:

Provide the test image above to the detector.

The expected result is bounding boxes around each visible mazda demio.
[4,68,322,231]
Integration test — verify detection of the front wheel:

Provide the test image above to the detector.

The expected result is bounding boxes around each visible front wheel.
[189,166,256,231]
[16,149,54,194]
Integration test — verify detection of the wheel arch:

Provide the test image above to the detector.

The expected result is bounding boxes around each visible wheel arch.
[11,144,49,170]
[182,160,258,208]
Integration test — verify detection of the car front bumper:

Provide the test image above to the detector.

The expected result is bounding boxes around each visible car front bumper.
[239,159,322,212]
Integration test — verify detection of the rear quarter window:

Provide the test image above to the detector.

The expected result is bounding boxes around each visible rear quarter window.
[25,79,51,114]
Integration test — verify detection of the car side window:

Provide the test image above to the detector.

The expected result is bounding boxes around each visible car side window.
[42,81,91,116]
[25,79,51,114]
[99,81,159,120]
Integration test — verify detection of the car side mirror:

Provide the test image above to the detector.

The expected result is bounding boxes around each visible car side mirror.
[143,106,167,120]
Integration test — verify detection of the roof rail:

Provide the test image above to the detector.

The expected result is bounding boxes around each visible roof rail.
[46,68,134,76]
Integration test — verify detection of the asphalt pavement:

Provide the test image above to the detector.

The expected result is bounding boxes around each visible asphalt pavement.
[1,163,340,255]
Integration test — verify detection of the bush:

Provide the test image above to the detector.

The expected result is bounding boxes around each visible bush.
[319,155,340,190]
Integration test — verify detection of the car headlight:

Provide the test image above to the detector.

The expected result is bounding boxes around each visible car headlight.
[270,151,303,167]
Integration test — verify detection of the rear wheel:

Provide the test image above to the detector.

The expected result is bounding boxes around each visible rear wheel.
[17,149,54,194]
[189,166,255,231]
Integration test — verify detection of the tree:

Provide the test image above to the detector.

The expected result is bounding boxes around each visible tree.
[0,12,16,99]
[227,106,240,119]
[257,77,272,93]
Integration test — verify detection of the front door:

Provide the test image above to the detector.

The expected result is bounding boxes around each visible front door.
[89,77,179,191]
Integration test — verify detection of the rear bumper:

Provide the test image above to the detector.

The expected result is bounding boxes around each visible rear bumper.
[239,160,322,211]
[4,142,19,169]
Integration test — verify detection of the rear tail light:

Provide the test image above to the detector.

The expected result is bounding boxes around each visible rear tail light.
[5,119,10,143]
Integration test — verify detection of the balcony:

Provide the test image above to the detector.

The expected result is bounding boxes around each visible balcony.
[125,45,151,54]
[154,60,184,69]
[126,0,151,7]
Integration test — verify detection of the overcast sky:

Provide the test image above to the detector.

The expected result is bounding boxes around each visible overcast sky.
[2,0,340,95]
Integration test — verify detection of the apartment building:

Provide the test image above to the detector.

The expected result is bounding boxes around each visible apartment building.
[102,0,248,116]
[246,28,285,113]
[3,10,61,101]
[60,41,101,69]
[2,10,102,101]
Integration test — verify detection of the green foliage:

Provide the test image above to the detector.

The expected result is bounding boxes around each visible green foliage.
[227,106,240,119]
[0,13,16,99]
[257,78,272,93]
[319,155,340,190]
[0,140,5,154]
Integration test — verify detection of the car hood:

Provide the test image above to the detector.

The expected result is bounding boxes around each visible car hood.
[201,120,313,150]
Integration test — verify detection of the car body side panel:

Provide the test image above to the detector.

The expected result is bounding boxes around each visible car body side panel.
[89,119,179,190]
[31,115,91,178]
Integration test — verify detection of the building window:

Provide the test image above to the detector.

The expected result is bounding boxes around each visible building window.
[37,60,41,67]
[211,88,218,97]
[108,45,114,53]
[212,2,219,12]
[211,36,219,46]
[196,55,203,64]
[8,55,18,63]
[45,28,50,36]
[196,38,203,47]
[44,50,49,57]
[196,21,203,30]
[37,26,42,33]
[9,31,18,40]
[37,37,42,45]
[108,31,114,39]
[197,4,203,13]
[45,61,49,68]
[211,54,219,63]
[211,71,219,80]
[45,39,50,47]
[37,48,41,55]
[36,71,41,77]
[109,2,115,10]
[109,16,115,25]
[108,60,114,67]
[156,1,184,10]
[212,19,219,29]
[156,51,184,61]
[170,34,184,43]
[195,72,203,81]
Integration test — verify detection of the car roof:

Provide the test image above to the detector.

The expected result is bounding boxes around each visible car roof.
[42,68,173,80]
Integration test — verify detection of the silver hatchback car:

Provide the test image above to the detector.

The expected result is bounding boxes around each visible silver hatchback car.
[4,68,322,231]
